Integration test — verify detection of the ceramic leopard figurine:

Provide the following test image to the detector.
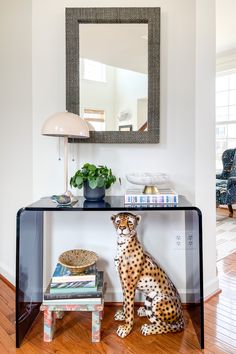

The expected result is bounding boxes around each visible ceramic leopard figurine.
[111,212,184,338]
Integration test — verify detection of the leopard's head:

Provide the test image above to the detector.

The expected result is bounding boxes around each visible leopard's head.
[111,212,141,237]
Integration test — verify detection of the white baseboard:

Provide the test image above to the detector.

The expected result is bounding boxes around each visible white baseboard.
[105,276,220,303]
[0,263,219,304]
[0,263,15,286]
[204,276,219,300]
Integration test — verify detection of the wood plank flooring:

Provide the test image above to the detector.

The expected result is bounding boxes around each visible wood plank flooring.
[1,241,236,351]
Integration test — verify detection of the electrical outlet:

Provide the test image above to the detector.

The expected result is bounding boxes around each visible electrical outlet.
[174,233,185,250]
[173,232,194,250]
[186,232,194,249]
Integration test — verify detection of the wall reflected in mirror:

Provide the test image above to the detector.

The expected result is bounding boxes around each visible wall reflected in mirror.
[79,24,148,132]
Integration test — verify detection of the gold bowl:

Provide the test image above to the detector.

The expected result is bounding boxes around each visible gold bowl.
[58,249,98,274]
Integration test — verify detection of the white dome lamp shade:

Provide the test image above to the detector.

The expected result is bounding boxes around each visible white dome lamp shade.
[85,120,96,132]
[42,112,90,193]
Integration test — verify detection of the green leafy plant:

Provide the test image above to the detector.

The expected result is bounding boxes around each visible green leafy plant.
[70,163,117,190]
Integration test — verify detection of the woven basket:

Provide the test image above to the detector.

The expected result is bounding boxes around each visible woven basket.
[58,249,98,274]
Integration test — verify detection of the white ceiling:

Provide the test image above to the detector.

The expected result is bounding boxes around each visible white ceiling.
[216,0,236,53]
[80,24,148,74]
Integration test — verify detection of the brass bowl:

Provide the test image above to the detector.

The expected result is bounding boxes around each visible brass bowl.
[58,249,98,274]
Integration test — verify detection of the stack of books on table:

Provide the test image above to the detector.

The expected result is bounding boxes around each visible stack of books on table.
[43,263,105,305]
[124,189,178,204]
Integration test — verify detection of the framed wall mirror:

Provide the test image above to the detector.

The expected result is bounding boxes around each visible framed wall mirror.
[66,7,160,143]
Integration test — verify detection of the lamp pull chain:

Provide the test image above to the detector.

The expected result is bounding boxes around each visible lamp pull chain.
[72,138,75,162]
[64,136,68,193]
[58,137,62,161]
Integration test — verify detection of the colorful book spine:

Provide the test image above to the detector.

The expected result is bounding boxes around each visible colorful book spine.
[52,263,96,283]
[125,192,178,204]
[50,283,97,294]
[44,271,104,300]
[50,280,96,290]
[44,290,103,300]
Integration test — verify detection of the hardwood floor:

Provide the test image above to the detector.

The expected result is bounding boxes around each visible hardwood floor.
[1,251,236,353]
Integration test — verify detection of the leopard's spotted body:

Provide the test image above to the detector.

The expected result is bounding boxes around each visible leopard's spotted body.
[111,212,185,338]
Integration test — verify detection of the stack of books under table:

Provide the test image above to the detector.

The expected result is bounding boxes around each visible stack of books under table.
[43,263,105,305]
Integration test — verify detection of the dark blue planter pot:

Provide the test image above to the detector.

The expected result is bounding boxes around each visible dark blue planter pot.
[83,181,105,201]
[83,200,110,208]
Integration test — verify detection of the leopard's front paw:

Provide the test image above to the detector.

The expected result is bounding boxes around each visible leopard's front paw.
[140,323,152,336]
[137,306,146,317]
[114,308,125,321]
[116,323,133,338]
[141,323,164,335]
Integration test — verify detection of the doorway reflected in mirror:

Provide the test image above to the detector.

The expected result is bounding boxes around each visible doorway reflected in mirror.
[119,124,133,131]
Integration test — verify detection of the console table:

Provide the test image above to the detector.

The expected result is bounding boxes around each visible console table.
[16,196,204,348]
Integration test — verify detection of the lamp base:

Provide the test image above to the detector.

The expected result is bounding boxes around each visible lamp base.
[143,185,159,194]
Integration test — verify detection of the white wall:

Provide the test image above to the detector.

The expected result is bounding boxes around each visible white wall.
[80,65,115,130]
[195,0,218,298]
[0,0,217,301]
[32,0,217,300]
[44,211,188,302]
[81,65,147,131]
[0,0,33,283]
[33,0,197,201]
[114,68,147,130]
[216,0,236,53]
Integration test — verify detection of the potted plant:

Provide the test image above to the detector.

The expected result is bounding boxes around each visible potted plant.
[70,163,117,201]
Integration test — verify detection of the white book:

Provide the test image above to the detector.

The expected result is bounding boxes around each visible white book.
[42,297,102,305]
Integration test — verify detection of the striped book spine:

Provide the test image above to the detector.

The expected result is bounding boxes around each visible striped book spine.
[125,193,178,204]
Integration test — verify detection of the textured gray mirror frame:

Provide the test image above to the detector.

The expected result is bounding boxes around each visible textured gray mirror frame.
[66,7,160,144]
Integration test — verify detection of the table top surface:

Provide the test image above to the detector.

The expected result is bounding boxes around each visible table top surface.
[20,195,201,213]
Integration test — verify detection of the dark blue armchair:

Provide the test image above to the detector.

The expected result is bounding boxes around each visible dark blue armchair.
[216,148,236,217]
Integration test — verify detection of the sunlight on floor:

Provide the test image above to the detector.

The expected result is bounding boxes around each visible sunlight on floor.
[216,212,236,261]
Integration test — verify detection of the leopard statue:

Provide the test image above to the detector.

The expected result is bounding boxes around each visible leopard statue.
[111,212,185,338]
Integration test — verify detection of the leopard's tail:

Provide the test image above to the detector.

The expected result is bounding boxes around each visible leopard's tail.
[144,291,161,323]
[144,291,185,332]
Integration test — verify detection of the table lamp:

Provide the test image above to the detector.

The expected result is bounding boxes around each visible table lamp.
[42,112,90,193]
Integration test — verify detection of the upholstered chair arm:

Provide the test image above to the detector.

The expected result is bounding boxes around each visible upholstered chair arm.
[227,176,236,190]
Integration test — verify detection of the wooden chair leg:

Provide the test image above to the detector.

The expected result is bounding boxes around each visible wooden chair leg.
[228,204,233,217]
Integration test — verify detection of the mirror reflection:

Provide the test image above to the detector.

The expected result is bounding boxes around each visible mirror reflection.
[79,24,148,132]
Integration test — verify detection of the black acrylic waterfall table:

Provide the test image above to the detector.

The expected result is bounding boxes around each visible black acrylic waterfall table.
[16,196,204,348]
